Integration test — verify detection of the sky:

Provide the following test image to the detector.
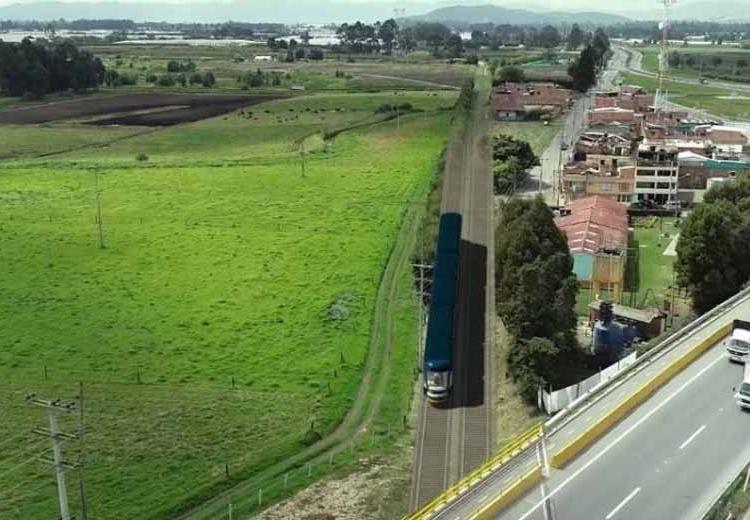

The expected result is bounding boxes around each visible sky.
[0,0,664,14]
[0,0,742,22]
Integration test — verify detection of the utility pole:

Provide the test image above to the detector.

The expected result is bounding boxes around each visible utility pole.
[28,395,79,520]
[77,383,89,520]
[299,140,307,178]
[93,169,105,249]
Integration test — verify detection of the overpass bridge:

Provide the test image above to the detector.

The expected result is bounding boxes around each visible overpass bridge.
[406,286,750,520]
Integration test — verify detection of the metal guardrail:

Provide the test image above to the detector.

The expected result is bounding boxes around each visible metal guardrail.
[403,422,543,520]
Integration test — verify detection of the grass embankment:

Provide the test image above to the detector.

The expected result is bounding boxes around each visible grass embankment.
[619,70,750,119]
[494,120,561,156]
[575,217,679,315]
[0,91,455,519]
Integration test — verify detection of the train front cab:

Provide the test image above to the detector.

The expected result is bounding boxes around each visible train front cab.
[424,364,452,403]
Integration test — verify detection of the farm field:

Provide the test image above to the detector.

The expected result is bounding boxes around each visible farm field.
[84,43,473,92]
[618,71,750,119]
[637,45,750,83]
[0,86,456,519]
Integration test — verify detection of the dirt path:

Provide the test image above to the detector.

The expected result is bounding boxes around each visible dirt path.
[357,74,461,90]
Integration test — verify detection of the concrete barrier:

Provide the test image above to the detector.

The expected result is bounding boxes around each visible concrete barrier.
[551,322,732,469]
[469,465,543,520]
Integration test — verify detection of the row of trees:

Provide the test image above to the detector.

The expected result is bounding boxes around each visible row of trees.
[676,178,750,314]
[0,38,106,98]
[567,28,611,91]
[496,198,580,400]
[145,71,216,87]
[334,19,466,58]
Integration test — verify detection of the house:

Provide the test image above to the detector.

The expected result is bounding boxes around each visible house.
[678,151,750,190]
[253,55,274,62]
[635,145,679,205]
[562,161,636,204]
[707,126,748,158]
[555,196,629,300]
[587,107,636,126]
[491,89,525,120]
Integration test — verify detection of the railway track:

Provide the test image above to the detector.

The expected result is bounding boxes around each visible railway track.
[409,69,494,510]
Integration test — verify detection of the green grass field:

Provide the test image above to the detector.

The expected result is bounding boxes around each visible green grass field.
[493,120,561,156]
[0,88,454,519]
[638,45,750,82]
[619,71,750,119]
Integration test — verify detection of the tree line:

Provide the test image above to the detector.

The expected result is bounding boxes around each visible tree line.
[676,178,750,314]
[0,38,105,98]
[496,198,582,401]
[334,19,465,58]
[492,135,539,194]
[567,28,611,91]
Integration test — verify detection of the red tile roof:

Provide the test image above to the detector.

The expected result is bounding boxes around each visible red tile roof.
[555,196,629,254]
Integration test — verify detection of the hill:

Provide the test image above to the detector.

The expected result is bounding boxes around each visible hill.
[407,4,630,27]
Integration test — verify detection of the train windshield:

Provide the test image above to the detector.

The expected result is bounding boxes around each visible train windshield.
[731,338,750,351]
[427,370,449,389]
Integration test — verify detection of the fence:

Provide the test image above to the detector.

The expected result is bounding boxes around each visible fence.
[540,351,638,414]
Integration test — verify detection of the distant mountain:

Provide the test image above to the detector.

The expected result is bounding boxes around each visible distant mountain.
[407,4,631,27]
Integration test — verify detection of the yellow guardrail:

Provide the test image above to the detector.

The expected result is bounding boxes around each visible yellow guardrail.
[469,465,543,520]
[551,322,732,469]
[403,421,542,520]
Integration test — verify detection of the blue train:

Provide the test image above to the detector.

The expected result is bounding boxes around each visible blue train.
[423,213,462,403]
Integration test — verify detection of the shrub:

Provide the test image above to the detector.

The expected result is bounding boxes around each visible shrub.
[136,152,149,162]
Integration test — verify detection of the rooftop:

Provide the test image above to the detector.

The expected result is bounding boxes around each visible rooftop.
[556,196,629,255]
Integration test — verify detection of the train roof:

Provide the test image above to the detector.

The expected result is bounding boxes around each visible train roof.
[424,313,452,371]
[437,213,462,254]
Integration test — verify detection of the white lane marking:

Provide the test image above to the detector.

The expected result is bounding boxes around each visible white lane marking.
[517,352,725,520]
[605,487,641,519]
[679,424,706,450]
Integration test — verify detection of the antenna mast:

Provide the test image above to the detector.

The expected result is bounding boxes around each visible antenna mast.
[657,0,676,111]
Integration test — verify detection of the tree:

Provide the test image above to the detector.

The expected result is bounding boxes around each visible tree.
[445,33,464,58]
[537,25,561,49]
[295,48,305,60]
[568,23,585,50]
[568,45,598,91]
[498,65,525,83]
[176,73,187,87]
[412,22,451,56]
[676,201,748,313]
[166,60,180,73]
[738,59,748,68]
[309,49,324,60]
[493,156,526,194]
[668,51,682,68]
[713,56,723,67]
[202,71,216,87]
[157,74,176,87]
[496,197,579,401]
[189,72,203,85]
[378,18,399,54]
[493,134,538,170]
[103,69,119,87]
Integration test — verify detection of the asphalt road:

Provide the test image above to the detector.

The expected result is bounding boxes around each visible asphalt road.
[504,344,750,520]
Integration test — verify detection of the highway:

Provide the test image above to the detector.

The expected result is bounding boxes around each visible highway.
[432,290,750,520]
[410,67,495,508]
